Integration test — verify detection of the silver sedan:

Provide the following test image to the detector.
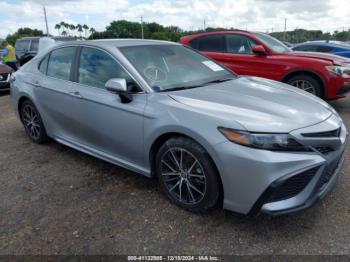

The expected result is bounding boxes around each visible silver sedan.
[10,39,348,215]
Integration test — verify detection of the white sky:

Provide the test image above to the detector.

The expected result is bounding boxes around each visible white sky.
[0,0,349,38]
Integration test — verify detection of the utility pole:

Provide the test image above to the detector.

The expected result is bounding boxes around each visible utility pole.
[43,6,49,36]
[283,18,287,41]
[203,19,206,31]
[140,16,144,39]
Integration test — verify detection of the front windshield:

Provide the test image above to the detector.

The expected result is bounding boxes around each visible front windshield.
[254,33,291,53]
[120,45,236,91]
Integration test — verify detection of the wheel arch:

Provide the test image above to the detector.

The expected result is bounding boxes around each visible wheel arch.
[148,131,224,206]
[17,96,32,121]
[281,69,326,98]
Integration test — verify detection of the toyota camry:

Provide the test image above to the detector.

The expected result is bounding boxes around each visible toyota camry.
[11,39,348,215]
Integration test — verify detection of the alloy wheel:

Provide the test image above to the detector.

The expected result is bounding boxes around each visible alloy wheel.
[22,104,41,140]
[289,79,316,94]
[161,147,207,205]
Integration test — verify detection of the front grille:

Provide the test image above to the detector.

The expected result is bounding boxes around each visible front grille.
[302,128,341,138]
[268,166,319,203]
[314,146,335,155]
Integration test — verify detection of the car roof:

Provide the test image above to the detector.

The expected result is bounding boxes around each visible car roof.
[295,41,350,49]
[56,39,180,48]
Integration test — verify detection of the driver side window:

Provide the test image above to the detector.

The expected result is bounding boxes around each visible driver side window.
[225,34,257,54]
[78,47,139,91]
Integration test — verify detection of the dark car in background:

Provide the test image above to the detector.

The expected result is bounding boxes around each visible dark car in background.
[0,63,12,91]
[15,37,39,66]
[15,36,75,66]
[180,31,350,100]
[293,41,350,58]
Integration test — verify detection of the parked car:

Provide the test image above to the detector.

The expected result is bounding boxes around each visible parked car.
[11,40,347,215]
[293,41,350,58]
[15,36,75,66]
[0,63,12,91]
[180,31,350,100]
[283,41,295,48]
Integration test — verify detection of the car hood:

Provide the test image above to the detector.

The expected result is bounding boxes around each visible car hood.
[0,63,12,74]
[288,51,350,65]
[169,77,333,133]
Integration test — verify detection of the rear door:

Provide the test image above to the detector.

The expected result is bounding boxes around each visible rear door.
[68,46,147,167]
[34,46,79,139]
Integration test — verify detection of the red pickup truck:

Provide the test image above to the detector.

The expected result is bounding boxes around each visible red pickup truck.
[180,30,350,100]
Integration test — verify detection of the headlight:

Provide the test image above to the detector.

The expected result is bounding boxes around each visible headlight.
[218,127,311,152]
[326,65,350,75]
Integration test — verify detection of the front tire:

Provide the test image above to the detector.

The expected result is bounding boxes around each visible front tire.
[20,100,49,144]
[287,75,323,97]
[156,137,220,212]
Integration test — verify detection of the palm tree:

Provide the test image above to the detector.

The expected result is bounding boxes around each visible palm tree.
[62,30,67,36]
[54,24,61,36]
[89,27,96,39]
[60,21,69,36]
[76,24,83,38]
[69,24,76,37]
[83,24,89,38]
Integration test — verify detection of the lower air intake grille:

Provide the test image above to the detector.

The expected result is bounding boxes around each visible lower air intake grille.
[268,166,319,202]
[318,157,341,189]
[315,146,334,155]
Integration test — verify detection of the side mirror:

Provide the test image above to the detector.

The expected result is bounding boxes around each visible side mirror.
[252,45,267,56]
[105,78,132,103]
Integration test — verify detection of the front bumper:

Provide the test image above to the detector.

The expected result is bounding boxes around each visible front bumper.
[329,73,350,99]
[0,73,10,91]
[213,114,347,215]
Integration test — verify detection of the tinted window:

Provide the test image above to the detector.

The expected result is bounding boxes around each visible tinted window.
[30,39,39,52]
[78,47,134,90]
[317,46,333,52]
[293,45,318,52]
[39,54,49,74]
[47,47,75,80]
[190,35,226,53]
[15,40,30,51]
[226,34,257,54]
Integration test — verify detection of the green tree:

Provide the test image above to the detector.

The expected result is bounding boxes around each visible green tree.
[54,24,61,36]
[83,24,89,38]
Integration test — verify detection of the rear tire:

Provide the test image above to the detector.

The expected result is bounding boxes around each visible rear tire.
[287,75,323,98]
[156,137,220,212]
[20,100,49,144]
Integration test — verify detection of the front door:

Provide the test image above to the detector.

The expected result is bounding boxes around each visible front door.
[68,46,147,168]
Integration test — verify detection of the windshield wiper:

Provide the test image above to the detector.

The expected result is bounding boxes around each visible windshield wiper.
[203,77,235,85]
[158,84,204,92]
[157,77,235,92]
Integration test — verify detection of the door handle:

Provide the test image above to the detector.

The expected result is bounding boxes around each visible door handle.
[69,91,83,99]
[31,81,41,87]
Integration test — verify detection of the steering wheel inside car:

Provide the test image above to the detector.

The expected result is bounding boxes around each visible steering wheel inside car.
[144,65,168,83]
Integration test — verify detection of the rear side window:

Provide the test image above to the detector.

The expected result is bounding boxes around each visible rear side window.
[293,45,318,52]
[47,47,75,81]
[78,47,134,89]
[39,54,49,74]
[15,40,30,51]
[30,39,39,52]
[317,46,333,52]
[190,35,226,53]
